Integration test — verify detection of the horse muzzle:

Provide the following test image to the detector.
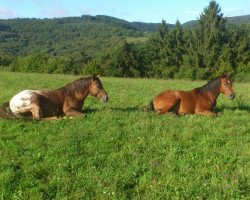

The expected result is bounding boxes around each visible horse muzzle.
[228,93,235,100]
[101,95,109,102]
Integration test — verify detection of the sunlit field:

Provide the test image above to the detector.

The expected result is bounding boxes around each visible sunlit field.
[0,72,249,199]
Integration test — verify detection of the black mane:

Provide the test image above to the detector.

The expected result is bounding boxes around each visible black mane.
[197,76,223,93]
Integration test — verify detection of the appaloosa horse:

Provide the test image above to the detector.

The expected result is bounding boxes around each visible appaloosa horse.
[150,74,235,116]
[0,75,108,120]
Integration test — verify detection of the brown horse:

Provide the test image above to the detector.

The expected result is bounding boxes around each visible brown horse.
[0,75,108,120]
[150,74,235,116]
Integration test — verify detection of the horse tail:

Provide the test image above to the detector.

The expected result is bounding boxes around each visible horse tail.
[0,101,17,119]
[149,100,155,111]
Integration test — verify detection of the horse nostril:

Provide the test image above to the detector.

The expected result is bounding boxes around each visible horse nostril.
[229,94,235,99]
[102,95,108,102]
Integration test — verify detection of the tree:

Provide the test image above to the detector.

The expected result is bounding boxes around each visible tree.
[0,54,12,68]
[168,20,185,68]
[82,60,103,75]
[103,40,140,77]
[158,20,169,39]
[188,0,228,78]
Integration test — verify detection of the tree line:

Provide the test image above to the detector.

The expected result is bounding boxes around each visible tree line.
[0,1,249,81]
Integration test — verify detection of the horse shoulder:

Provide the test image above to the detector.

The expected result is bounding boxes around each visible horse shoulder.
[195,91,215,111]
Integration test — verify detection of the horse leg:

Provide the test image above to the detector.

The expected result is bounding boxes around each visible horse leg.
[195,110,216,116]
[159,99,180,115]
[42,116,60,121]
[30,94,42,120]
[153,91,180,115]
[64,109,85,118]
[30,103,42,120]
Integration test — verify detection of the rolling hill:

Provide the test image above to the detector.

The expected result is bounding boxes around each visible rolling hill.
[1,14,249,58]
[182,14,250,28]
[0,15,161,57]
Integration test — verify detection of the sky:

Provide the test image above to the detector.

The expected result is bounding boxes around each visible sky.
[0,0,250,24]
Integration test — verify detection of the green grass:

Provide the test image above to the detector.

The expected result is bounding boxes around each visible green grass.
[0,72,249,199]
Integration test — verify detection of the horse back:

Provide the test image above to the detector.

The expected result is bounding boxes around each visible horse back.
[37,90,64,105]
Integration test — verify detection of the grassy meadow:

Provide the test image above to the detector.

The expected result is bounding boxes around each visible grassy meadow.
[0,71,249,199]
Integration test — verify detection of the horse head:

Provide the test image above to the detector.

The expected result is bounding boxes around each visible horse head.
[89,75,108,102]
[220,74,236,100]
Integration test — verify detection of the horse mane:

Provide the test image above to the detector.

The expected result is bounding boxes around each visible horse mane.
[197,75,226,93]
[62,76,93,93]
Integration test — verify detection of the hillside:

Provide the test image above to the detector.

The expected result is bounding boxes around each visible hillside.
[227,15,250,24]
[183,14,250,28]
[1,14,249,57]
[0,7,249,81]
[0,15,161,57]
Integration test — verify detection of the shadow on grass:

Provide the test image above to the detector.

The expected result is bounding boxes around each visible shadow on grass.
[83,108,98,114]
[216,105,250,112]
[110,107,144,112]
[84,106,149,114]
[83,105,250,115]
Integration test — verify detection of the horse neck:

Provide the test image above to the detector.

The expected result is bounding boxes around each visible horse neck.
[199,79,221,103]
[65,78,91,101]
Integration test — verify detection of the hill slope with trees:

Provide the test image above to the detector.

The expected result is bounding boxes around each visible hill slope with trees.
[183,14,250,28]
[0,15,161,57]
[0,1,249,81]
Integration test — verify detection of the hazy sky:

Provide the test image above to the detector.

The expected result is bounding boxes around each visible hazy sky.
[1,0,249,23]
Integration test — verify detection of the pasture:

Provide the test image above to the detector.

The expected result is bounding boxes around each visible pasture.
[0,72,249,199]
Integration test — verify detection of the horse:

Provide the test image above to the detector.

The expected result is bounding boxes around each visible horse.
[0,75,108,120]
[150,74,235,116]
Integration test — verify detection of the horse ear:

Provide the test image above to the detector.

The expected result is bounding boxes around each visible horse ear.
[92,74,100,79]
[92,74,96,81]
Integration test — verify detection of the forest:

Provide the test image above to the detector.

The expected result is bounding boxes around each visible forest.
[0,1,250,81]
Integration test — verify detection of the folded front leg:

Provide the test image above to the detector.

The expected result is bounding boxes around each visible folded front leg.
[195,110,216,116]
[64,109,85,117]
